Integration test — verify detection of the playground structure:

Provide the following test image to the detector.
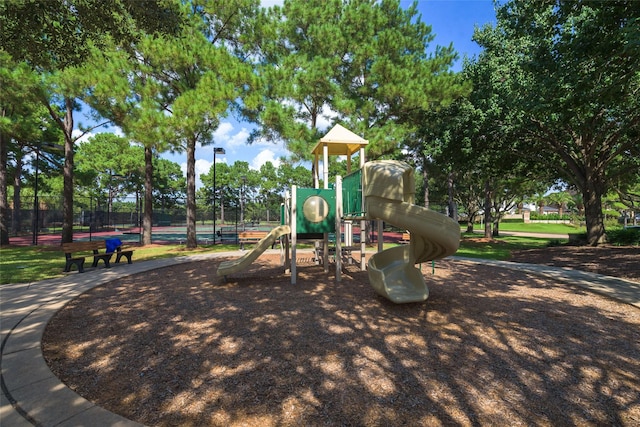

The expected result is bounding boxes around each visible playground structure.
[216,124,460,303]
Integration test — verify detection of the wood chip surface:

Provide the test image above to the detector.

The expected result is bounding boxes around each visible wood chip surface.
[42,249,640,426]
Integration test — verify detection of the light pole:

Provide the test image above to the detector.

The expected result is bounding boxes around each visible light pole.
[212,147,225,243]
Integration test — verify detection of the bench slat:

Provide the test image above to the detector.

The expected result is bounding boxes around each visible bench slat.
[238,230,279,249]
[238,231,269,239]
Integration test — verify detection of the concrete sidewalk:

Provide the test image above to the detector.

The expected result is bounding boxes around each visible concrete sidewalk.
[2,254,638,426]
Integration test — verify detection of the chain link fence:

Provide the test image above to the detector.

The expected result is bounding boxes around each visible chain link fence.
[6,194,283,239]
[7,194,452,245]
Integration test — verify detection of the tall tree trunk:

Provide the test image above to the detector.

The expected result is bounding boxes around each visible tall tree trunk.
[422,162,429,209]
[466,220,474,233]
[142,146,153,245]
[240,183,245,227]
[447,171,458,221]
[492,215,500,237]
[565,136,607,246]
[185,138,197,248]
[484,180,492,238]
[221,193,225,224]
[0,128,8,245]
[61,98,74,243]
[464,195,477,233]
[12,152,22,234]
[582,181,606,246]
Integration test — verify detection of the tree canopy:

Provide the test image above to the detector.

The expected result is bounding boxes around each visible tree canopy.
[475,0,640,244]
[2,0,639,249]
[250,0,469,161]
[1,0,185,243]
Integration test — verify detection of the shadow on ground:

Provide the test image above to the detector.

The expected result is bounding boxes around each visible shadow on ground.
[42,257,640,426]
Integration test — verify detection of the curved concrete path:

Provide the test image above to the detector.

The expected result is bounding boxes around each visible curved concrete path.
[2,253,638,426]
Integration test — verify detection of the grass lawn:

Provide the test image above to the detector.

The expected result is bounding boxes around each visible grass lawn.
[1,230,567,285]
[0,244,239,285]
[466,222,584,234]
[456,221,576,260]
[455,233,564,260]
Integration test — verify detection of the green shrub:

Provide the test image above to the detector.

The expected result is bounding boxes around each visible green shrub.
[607,227,640,246]
[605,218,622,229]
[529,212,574,221]
[603,209,620,220]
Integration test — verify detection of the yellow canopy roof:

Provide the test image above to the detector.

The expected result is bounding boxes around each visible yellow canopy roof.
[311,124,368,156]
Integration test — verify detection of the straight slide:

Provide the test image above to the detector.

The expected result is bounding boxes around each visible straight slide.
[216,225,290,278]
[363,161,460,303]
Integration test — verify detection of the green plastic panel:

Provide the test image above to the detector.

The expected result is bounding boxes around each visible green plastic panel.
[342,169,363,216]
[296,188,336,233]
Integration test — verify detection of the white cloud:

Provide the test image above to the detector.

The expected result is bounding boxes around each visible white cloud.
[316,104,339,132]
[251,148,281,170]
[73,127,126,145]
[111,127,125,137]
[195,158,213,179]
[209,122,251,152]
[227,127,251,148]
[72,129,93,144]
[260,0,284,8]
[213,122,234,142]
[181,157,227,190]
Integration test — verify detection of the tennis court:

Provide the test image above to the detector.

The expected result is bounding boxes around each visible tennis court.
[8,224,278,246]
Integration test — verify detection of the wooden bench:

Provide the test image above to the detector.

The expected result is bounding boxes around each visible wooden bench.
[400,232,411,244]
[61,240,134,273]
[238,230,270,250]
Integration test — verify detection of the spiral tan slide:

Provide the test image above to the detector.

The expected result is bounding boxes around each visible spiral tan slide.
[363,161,460,303]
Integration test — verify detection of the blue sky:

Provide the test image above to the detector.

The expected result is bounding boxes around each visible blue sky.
[75,1,497,188]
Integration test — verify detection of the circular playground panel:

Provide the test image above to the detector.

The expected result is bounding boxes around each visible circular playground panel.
[42,254,640,426]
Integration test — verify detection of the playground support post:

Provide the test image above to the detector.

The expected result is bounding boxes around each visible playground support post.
[359,149,366,271]
[291,185,297,285]
[282,198,291,273]
[321,144,329,270]
[323,144,329,190]
[335,176,342,283]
